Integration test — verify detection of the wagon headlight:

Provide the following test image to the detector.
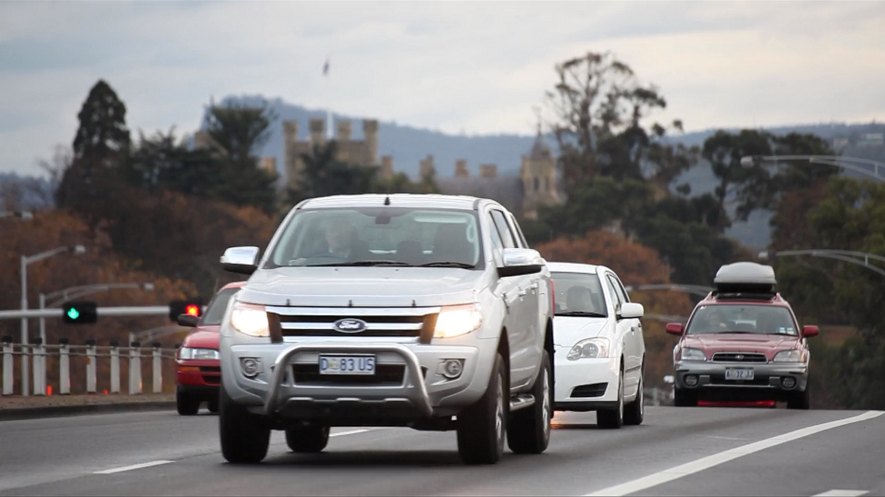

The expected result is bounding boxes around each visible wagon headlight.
[230,301,270,337]
[567,338,610,360]
[773,349,802,363]
[680,347,706,362]
[434,304,482,339]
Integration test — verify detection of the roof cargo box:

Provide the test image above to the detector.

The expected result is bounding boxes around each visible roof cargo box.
[713,262,777,297]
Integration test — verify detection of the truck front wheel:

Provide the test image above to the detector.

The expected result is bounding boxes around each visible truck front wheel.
[219,385,270,463]
[457,352,506,465]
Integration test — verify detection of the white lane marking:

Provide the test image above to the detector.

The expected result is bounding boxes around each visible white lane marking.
[813,491,869,497]
[330,428,371,437]
[586,411,884,497]
[94,460,173,475]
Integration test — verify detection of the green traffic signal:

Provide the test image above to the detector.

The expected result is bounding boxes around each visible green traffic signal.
[62,301,98,324]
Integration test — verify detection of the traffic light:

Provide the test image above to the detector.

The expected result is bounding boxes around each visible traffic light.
[62,301,98,324]
[169,299,203,322]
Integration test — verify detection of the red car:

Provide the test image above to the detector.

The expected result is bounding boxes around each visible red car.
[666,262,819,409]
[175,281,244,415]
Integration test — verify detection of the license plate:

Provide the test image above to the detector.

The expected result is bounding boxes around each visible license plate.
[725,368,754,380]
[319,355,376,375]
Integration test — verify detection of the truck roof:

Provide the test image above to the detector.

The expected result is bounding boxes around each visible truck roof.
[298,194,494,211]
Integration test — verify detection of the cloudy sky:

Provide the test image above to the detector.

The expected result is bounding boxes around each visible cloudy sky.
[2,0,884,178]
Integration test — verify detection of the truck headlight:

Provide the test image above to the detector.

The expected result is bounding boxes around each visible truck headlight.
[434,304,482,339]
[567,338,610,360]
[178,347,220,360]
[230,301,270,337]
[680,347,706,361]
[773,349,802,363]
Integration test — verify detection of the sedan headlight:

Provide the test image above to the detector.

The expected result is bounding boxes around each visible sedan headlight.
[680,347,706,361]
[230,301,270,337]
[772,349,803,363]
[434,304,482,339]
[567,338,610,360]
[178,347,220,360]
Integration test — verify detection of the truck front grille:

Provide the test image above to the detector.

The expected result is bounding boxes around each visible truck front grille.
[292,364,406,386]
[266,306,439,343]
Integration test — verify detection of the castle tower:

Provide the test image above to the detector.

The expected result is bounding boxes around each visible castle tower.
[336,120,352,142]
[380,155,394,179]
[520,131,561,219]
[455,159,469,178]
[363,119,379,165]
[419,154,436,181]
[309,118,326,145]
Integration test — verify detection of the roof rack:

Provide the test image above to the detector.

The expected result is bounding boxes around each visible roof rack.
[712,262,777,299]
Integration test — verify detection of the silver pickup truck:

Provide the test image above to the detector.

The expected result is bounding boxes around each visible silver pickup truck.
[217,194,554,464]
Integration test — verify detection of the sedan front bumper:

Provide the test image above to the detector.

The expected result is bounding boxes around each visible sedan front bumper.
[674,360,809,401]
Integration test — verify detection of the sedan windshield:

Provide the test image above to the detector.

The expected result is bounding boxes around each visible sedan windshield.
[686,305,798,336]
[266,207,481,268]
[551,272,608,317]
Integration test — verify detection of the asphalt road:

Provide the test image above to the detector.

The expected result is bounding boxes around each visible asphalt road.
[0,406,882,496]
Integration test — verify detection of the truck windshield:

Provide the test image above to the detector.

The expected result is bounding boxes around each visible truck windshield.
[266,207,482,268]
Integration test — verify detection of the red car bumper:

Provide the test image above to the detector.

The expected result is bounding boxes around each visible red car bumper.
[176,359,220,390]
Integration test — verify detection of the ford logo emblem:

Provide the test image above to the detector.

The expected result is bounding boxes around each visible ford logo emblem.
[333,318,368,333]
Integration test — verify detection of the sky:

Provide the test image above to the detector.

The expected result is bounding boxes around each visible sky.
[2,0,885,178]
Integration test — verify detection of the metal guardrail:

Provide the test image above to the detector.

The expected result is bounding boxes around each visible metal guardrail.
[1,341,178,397]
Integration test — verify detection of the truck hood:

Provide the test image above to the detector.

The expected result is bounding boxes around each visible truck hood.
[552,317,609,347]
[182,328,220,349]
[683,333,801,355]
[239,267,484,307]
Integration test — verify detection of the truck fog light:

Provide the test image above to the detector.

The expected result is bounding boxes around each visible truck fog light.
[240,357,262,378]
[440,359,464,379]
[782,376,796,389]
[684,374,699,387]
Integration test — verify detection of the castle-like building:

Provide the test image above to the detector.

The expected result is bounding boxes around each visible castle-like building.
[278,117,562,219]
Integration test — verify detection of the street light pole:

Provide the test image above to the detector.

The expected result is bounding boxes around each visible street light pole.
[19,244,86,396]
[759,249,885,277]
[740,155,885,181]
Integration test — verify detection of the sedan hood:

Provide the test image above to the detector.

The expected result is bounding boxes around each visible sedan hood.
[239,267,484,307]
[182,328,220,349]
[552,317,610,347]
[683,333,800,356]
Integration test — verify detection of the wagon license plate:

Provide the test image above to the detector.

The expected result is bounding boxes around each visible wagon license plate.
[319,355,376,375]
[725,368,754,381]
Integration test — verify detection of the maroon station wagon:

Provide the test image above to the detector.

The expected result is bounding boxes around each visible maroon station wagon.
[666,262,819,409]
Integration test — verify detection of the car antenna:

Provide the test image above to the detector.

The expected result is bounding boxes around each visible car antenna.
[384,195,391,206]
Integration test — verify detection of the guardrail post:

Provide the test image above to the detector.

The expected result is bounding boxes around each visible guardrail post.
[110,340,120,394]
[85,339,97,394]
[2,336,12,395]
[32,337,45,396]
[151,342,162,394]
[59,338,70,394]
[129,341,142,394]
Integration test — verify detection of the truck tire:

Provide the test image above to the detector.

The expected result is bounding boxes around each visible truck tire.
[597,368,624,429]
[507,352,552,454]
[176,386,200,416]
[623,372,644,426]
[219,385,270,463]
[457,352,506,465]
[285,425,330,453]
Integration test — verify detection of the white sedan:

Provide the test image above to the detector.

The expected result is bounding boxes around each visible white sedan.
[549,262,645,428]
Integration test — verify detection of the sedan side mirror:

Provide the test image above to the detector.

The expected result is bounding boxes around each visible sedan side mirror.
[802,325,820,338]
[177,314,199,327]
[618,302,644,319]
[665,322,684,335]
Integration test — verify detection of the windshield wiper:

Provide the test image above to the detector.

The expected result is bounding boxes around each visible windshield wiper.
[556,311,607,318]
[420,261,476,268]
[311,260,414,267]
